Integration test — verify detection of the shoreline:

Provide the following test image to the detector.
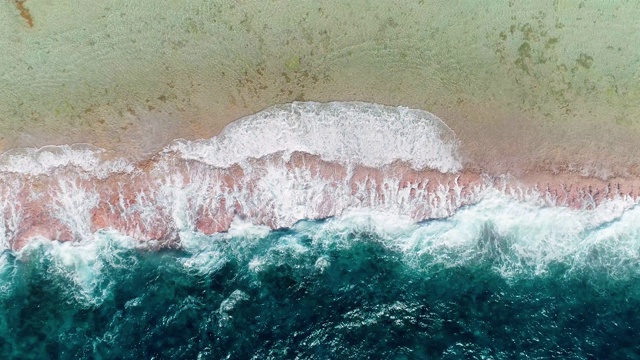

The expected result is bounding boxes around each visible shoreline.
[4,98,640,179]
[2,101,640,251]
[4,149,640,251]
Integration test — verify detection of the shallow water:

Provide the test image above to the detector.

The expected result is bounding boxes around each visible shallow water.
[3,1,640,175]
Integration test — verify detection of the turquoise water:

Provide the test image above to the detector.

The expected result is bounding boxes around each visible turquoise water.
[2,204,640,359]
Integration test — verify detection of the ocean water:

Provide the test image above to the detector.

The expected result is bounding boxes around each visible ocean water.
[1,102,640,359]
[3,206,640,359]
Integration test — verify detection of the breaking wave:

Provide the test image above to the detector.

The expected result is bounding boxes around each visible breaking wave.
[168,102,462,172]
[3,200,640,358]
[2,102,640,358]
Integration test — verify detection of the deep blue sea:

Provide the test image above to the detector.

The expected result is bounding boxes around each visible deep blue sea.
[2,201,640,359]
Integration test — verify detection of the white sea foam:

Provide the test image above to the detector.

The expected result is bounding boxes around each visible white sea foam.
[1,101,639,285]
[168,102,462,172]
[0,102,461,177]
[4,152,624,265]
[227,218,271,239]
[0,181,21,250]
[174,192,640,282]
[0,144,133,178]
[388,190,640,278]
[3,101,640,312]
[2,192,640,308]
[185,189,640,280]
[0,101,465,249]
[134,158,478,237]
[11,231,137,306]
[218,290,250,327]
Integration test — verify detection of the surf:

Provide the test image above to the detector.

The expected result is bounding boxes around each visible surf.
[2,102,638,252]
[2,102,640,358]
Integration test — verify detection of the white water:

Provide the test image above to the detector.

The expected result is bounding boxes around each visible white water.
[0,102,462,176]
[0,231,137,305]
[0,101,639,289]
[0,102,471,251]
[0,144,133,178]
[167,102,462,172]
[3,192,640,307]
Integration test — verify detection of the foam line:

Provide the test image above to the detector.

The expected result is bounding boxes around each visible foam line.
[168,102,462,173]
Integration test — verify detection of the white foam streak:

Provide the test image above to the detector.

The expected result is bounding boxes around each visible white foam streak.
[218,162,479,230]
[180,233,227,275]
[0,183,21,250]
[219,290,249,327]
[13,231,136,306]
[52,179,99,239]
[3,193,640,308]
[0,144,133,177]
[216,191,640,279]
[0,102,461,175]
[208,189,640,280]
[392,190,640,277]
[227,218,271,239]
[5,100,640,310]
[169,102,462,172]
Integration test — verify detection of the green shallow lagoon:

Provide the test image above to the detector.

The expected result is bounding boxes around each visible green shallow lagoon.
[2,206,640,359]
[3,1,640,173]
